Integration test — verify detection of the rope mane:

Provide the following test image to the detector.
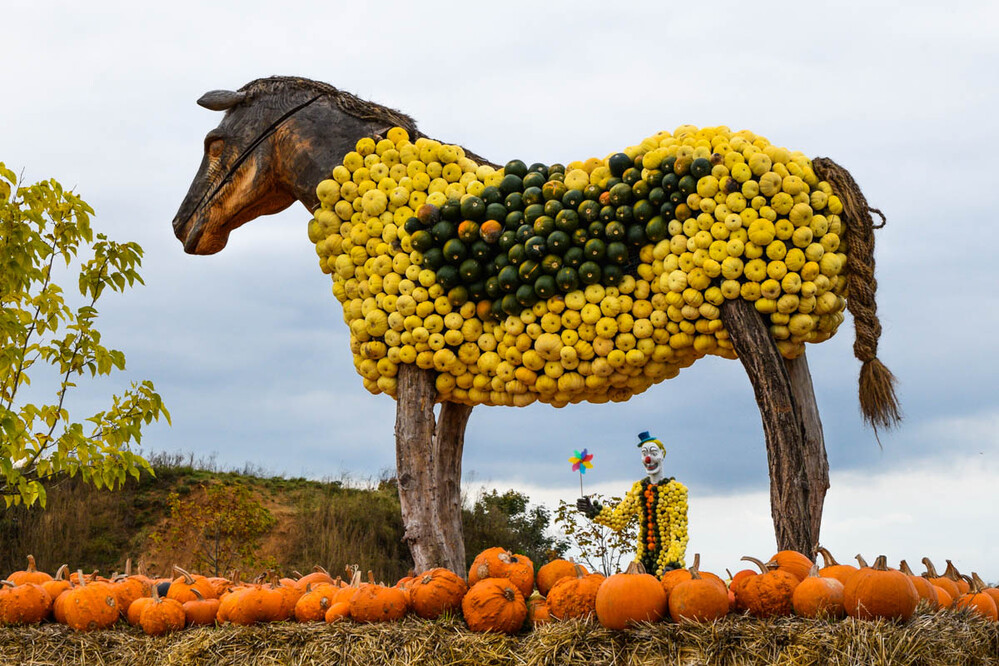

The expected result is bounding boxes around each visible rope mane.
[238,76,419,136]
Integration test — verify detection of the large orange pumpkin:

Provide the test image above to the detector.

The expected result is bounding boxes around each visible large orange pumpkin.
[138,586,186,636]
[294,582,341,622]
[462,578,527,634]
[595,562,667,630]
[843,555,918,621]
[61,570,119,631]
[0,580,52,625]
[408,568,467,620]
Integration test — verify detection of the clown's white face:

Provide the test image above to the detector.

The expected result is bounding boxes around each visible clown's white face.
[640,443,666,483]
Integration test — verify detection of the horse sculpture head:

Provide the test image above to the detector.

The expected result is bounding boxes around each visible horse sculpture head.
[172,76,418,254]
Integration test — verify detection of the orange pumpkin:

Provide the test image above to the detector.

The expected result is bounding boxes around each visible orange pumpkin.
[921,558,960,600]
[815,546,858,586]
[898,560,939,609]
[61,570,119,631]
[595,561,667,630]
[462,578,527,634]
[408,568,467,620]
[167,566,216,603]
[661,554,725,598]
[933,585,954,609]
[294,582,341,622]
[668,560,730,623]
[324,601,351,623]
[7,555,53,586]
[527,596,552,626]
[844,555,918,621]
[791,564,845,619]
[468,548,534,599]
[0,580,52,625]
[536,559,584,597]
[954,573,998,621]
[768,550,813,583]
[972,573,999,612]
[349,571,408,623]
[139,585,186,636]
[183,589,220,626]
[733,556,798,618]
[546,564,604,620]
[41,564,71,610]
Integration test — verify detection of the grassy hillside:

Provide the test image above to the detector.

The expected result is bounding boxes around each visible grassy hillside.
[0,453,562,582]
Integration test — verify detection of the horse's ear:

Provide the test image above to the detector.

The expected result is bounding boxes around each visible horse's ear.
[197,90,247,111]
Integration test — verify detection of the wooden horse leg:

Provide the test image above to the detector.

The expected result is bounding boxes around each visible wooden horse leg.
[785,353,829,549]
[395,364,472,573]
[720,299,814,554]
[434,401,473,574]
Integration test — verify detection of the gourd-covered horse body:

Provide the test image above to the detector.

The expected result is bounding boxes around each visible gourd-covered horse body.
[172,76,897,573]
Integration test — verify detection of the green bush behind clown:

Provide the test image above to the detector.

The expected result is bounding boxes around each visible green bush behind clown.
[577,432,688,576]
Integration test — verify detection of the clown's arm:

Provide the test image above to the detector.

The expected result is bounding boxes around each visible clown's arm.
[663,479,689,567]
[577,481,642,532]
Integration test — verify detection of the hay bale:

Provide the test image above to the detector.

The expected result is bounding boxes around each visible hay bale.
[0,609,996,666]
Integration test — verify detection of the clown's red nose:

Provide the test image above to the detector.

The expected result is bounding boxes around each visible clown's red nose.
[644,456,651,464]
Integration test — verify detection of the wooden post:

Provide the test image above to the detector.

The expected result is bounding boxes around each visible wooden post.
[435,401,473,574]
[395,364,446,572]
[394,364,472,574]
[719,299,813,553]
[785,353,829,549]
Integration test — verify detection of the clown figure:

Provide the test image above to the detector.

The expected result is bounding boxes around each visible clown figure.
[577,432,688,576]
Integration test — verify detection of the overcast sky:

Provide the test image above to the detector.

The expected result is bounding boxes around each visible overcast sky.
[4,1,998,577]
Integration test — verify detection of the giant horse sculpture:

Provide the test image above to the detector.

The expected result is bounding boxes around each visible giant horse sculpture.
[173,76,899,574]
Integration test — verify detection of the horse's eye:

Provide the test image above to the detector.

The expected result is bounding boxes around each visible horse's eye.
[208,139,224,158]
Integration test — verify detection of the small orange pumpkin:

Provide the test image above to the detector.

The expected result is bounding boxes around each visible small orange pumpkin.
[7,555,53,586]
[462,578,527,634]
[349,571,408,623]
[183,588,220,626]
[921,557,960,600]
[139,585,186,636]
[668,559,730,623]
[898,560,939,609]
[733,556,798,618]
[0,580,52,625]
[791,564,845,619]
[546,563,604,620]
[468,548,534,599]
[536,559,584,597]
[768,550,813,583]
[61,570,119,631]
[815,546,858,585]
[954,573,998,621]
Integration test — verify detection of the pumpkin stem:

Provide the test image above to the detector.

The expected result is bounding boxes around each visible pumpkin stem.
[191,588,205,601]
[76,569,87,587]
[124,558,132,577]
[367,570,376,585]
[971,572,988,593]
[292,570,304,579]
[807,563,820,578]
[573,563,586,579]
[313,564,330,575]
[855,554,870,568]
[689,555,702,580]
[899,560,915,576]
[26,554,38,573]
[921,557,940,578]
[54,564,68,582]
[625,561,647,575]
[943,560,963,581]
[152,582,161,600]
[1,580,15,588]
[350,570,362,588]
[872,555,888,572]
[740,556,770,574]
[815,546,839,567]
[173,566,196,585]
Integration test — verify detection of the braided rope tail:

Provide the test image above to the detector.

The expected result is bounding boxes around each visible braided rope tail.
[812,157,901,436]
